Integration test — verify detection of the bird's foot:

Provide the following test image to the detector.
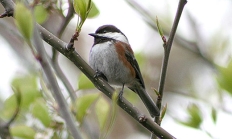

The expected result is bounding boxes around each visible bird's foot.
[94,70,108,81]
[118,90,124,101]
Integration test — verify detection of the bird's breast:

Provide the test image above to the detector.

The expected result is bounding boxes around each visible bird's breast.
[89,42,134,86]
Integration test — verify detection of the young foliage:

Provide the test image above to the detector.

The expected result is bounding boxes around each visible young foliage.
[73,0,87,21]
[100,92,118,139]
[73,0,99,31]
[87,2,99,18]
[178,104,202,129]
[77,73,95,90]
[211,107,217,124]
[156,16,164,38]
[34,4,48,24]
[1,75,41,118]
[156,16,166,44]
[0,93,18,118]
[14,2,33,42]
[31,98,52,127]
[161,103,167,120]
[217,60,232,95]
[95,97,110,131]
[75,93,100,123]
[95,93,118,139]
[11,75,41,109]
[10,125,36,139]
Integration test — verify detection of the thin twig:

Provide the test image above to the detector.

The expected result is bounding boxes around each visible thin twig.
[56,0,75,38]
[52,0,75,60]
[0,0,14,18]
[51,61,77,102]
[66,31,79,50]
[152,0,187,138]
[51,0,77,103]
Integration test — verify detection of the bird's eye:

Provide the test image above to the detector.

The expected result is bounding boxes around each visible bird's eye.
[103,30,107,33]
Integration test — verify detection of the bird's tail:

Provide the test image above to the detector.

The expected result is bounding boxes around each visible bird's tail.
[131,87,160,117]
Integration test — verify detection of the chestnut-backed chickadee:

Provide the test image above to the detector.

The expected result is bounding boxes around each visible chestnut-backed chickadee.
[89,25,159,117]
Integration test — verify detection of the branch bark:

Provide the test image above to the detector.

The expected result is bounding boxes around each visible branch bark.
[152,0,187,138]
[51,0,77,103]
[32,24,83,139]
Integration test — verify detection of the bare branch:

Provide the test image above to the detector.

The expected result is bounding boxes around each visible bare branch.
[152,0,187,138]
[32,24,83,138]
[0,0,14,18]
[51,0,77,103]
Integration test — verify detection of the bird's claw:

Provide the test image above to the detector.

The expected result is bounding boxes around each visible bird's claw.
[94,71,108,81]
[118,90,123,100]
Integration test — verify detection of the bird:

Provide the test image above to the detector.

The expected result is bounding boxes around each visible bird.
[89,25,160,117]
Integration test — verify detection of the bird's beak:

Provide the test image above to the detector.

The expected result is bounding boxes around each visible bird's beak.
[88,33,98,37]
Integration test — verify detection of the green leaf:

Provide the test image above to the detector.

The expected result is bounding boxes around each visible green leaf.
[77,73,95,90]
[87,2,99,18]
[34,5,48,24]
[161,103,167,120]
[95,97,110,130]
[156,16,164,37]
[1,75,40,119]
[211,107,217,124]
[11,75,38,93]
[180,104,202,128]
[75,93,100,123]
[31,98,51,127]
[10,125,36,139]
[73,0,98,31]
[152,88,160,96]
[112,92,118,110]
[102,92,117,138]
[0,87,21,119]
[11,75,41,109]
[0,94,17,118]
[217,61,232,95]
[73,0,87,21]
[14,2,33,41]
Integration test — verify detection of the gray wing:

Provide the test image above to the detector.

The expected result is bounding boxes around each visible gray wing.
[125,51,145,89]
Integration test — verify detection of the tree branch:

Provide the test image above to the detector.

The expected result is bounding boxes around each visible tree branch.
[0,0,14,18]
[56,0,75,38]
[152,0,187,138]
[51,0,77,103]
[32,23,83,139]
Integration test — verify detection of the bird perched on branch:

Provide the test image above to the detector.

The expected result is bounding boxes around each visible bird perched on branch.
[89,25,160,117]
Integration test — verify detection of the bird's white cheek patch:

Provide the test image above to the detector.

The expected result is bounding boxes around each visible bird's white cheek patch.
[97,32,129,44]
